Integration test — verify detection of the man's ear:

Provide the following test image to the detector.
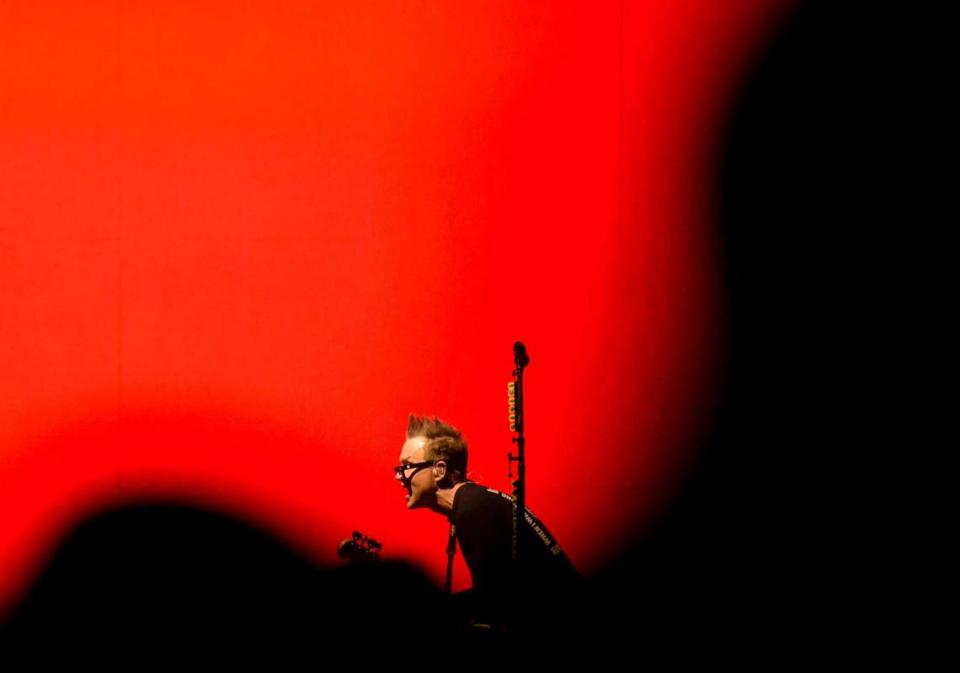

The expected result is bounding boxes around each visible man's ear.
[433,460,447,481]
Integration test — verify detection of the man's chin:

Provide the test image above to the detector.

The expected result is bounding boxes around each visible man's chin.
[404,491,433,510]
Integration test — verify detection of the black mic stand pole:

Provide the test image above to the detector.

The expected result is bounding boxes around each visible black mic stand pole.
[507,341,530,624]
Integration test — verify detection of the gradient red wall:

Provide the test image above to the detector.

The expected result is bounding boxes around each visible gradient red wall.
[0,0,790,616]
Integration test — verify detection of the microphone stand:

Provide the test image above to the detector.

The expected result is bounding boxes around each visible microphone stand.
[507,341,530,612]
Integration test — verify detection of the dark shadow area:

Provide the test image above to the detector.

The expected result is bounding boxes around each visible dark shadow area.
[580,0,929,654]
[1,500,585,661]
[1,501,454,660]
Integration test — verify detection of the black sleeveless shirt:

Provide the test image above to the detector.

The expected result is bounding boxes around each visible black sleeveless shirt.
[448,482,579,622]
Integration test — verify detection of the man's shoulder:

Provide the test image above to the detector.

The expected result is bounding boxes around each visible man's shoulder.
[458,482,512,503]
[452,482,513,517]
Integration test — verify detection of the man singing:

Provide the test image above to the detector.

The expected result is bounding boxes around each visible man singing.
[395,414,579,628]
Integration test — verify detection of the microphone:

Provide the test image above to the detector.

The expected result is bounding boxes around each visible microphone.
[513,341,530,368]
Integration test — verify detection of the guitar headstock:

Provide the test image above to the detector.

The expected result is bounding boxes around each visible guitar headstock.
[337,530,382,563]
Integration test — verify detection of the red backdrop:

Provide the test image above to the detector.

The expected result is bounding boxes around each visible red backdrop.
[0,0,790,616]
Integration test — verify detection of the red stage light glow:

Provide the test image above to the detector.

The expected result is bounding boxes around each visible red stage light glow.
[0,1,792,616]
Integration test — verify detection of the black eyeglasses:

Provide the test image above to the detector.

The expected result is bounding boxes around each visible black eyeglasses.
[393,460,436,481]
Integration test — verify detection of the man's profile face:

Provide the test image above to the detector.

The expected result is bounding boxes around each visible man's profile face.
[397,435,436,510]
